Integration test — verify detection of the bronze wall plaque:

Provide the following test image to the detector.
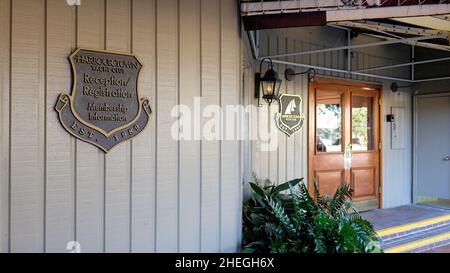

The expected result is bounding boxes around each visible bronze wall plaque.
[275,94,304,137]
[55,48,152,152]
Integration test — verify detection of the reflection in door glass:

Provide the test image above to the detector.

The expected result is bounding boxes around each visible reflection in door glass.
[352,95,374,151]
[316,91,342,152]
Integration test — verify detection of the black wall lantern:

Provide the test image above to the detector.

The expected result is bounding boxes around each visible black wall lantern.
[255,58,282,106]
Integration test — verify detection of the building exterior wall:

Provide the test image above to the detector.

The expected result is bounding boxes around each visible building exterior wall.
[0,0,242,253]
[415,47,450,94]
[0,0,421,254]
[245,26,413,209]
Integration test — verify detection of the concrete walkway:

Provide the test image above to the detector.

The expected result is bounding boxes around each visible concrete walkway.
[361,205,450,230]
[425,245,450,253]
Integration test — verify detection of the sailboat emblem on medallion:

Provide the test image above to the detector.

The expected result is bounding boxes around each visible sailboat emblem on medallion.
[276,94,305,137]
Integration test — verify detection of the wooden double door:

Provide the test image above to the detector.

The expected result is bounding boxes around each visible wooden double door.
[308,77,381,210]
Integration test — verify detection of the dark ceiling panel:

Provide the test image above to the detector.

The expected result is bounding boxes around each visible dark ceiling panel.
[242,11,327,30]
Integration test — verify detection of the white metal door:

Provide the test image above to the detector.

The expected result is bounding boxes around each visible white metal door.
[416,94,450,201]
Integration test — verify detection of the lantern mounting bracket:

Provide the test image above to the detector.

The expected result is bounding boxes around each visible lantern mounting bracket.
[285,68,316,82]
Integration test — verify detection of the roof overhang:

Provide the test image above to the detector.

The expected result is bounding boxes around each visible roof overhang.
[242,0,450,30]
[242,1,450,83]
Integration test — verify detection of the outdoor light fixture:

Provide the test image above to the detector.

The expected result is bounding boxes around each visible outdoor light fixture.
[255,58,282,106]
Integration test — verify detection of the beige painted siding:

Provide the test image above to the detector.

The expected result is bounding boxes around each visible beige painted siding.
[178,0,201,253]
[0,0,11,254]
[0,0,242,253]
[0,0,417,253]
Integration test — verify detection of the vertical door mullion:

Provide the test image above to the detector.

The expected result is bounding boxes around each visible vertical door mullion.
[344,88,352,185]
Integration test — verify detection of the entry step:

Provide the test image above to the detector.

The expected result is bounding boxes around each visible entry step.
[382,223,450,253]
[376,214,450,253]
[361,205,450,253]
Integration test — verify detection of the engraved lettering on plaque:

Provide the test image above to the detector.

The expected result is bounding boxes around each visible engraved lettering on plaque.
[55,48,152,152]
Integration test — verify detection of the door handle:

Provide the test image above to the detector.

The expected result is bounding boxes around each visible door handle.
[444,156,450,161]
[344,144,352,158]
[344,145,352,170]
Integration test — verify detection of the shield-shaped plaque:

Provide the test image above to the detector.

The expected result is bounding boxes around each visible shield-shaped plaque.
[276,94,305,137]
[55,48,152,152]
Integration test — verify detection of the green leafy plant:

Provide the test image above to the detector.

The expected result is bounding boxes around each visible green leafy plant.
[242,175,382,253]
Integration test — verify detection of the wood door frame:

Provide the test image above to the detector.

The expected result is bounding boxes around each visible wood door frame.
[308,76,383,208]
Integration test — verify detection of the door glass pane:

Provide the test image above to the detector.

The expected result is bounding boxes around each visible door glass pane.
[316,90,343,152]
[351,95,374,151]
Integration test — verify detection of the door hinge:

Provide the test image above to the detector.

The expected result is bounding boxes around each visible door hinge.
[378,142,382,150]
[378,98,382,106]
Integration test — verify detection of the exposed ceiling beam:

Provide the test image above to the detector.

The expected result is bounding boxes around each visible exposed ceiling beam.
[362,32,450,51]
[334,20,447,36]
[391,14,450,31]
[333,20,450,48]
[433,14,450,21]
[328,21,450,51]
[326,4,450,21]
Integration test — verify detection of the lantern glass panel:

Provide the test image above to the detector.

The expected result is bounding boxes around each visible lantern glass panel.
[262,81,274,96]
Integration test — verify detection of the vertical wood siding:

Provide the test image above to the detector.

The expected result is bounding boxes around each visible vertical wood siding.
[219,0,240,252]
[75,0,105,253]
[155,0,179,253]
[130,0,156,253]
[0,0,11,254]
[0,0,415,253]
[45,0,76,253]
[200,0,221,252]
[104,0,132,252]
[0,0,242,253]
[10,0,46,253]
[179,0,201,253]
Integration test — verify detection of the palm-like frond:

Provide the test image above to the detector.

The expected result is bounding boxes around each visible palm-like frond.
[329,182,353,217]
[312,178,325,208]
[243,176,381,253]
[266,196,297,235]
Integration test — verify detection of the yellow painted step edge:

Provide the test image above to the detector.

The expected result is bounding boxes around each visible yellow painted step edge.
[384,231,450,253]
[377,214,450,237]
